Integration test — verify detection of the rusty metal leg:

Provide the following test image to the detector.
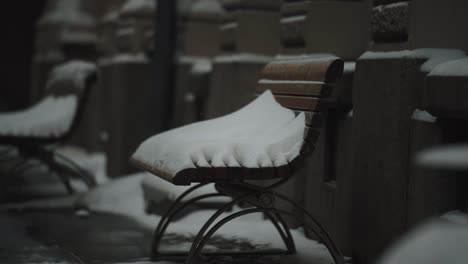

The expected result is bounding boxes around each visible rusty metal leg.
[151,192,228,260]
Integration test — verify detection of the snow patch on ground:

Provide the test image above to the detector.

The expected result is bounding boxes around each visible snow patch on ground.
[74,172,333,263]
[377,219,468,264]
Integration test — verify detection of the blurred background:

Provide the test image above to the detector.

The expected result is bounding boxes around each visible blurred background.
[2,1,468,263]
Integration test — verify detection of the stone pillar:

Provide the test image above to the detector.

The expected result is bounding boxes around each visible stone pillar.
[179,0,224,57]
[33,0,101,152]
[205,54,271,118]
[117,0,156,55]
[170,0,224,128]
[33,0,98,101]
[409,0,468,53]
[101,0,157,177]
[96,0,123,58]
[305,0,371,60]
[279,0,363,254]
[219,0,282,55]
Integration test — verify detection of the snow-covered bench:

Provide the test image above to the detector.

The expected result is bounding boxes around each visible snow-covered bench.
[131,55,345,263]
[0,61,98,194]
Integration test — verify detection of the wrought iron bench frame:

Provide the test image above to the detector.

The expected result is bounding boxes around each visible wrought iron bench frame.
[131,56,346,264]
[0,62,99,194]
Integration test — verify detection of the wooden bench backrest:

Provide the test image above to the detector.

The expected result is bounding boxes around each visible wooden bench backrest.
[256,56,344,155]
[44,62,99,142]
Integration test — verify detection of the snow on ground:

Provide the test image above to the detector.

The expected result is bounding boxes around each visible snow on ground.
[377,219,468,264]
[1,147,335,264]
[74,173,333,264]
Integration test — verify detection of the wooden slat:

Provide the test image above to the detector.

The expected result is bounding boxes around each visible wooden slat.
[256,81,330,97]
[260,58,343,83]
[274,95,326,111]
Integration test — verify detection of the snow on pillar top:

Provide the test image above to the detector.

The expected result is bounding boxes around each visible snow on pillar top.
[46,61,98,93]
[120,0,157,18]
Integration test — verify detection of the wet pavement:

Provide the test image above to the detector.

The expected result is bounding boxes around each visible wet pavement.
[0,210,151,264]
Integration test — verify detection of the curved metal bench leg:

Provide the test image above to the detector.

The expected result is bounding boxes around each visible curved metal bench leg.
[185,208,272,264]
[260,211,296,254]
[0,147,17,162]
[270,191,345,264]
[47,159,77,195]
[153,183,210,240]
[53,152,97,188]
[7,160,29,177]
[12,161,42,177]
[186,207,345,264]
[186,195,254,258]
[151,192,228,260]
[273,212,296,254]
